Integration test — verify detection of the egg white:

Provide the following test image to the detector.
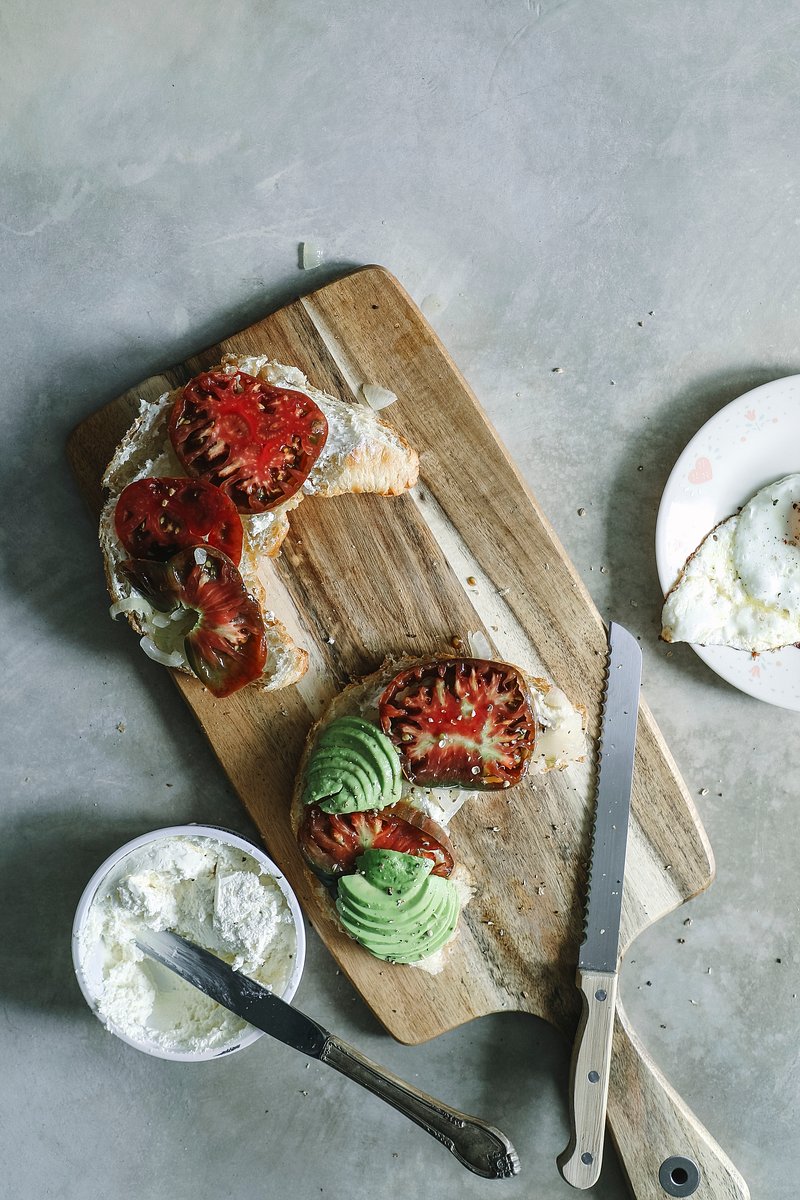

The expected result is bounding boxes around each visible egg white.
[661,473,800,651]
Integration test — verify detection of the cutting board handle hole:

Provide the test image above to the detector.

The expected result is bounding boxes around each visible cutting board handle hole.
[659,1156,700,1196]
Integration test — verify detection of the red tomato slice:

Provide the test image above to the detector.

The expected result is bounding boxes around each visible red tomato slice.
[120,547,267,698]
[114,477,243,565]
[168,369,328,514]
[379,658,537,789]
[298,800,455,881]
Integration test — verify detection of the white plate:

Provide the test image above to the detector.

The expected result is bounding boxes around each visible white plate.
[655,375,800,711]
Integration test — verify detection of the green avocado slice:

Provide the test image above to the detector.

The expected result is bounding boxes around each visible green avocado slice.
[337,890,441,936]
[304,767,364,812]
[303,748,376,813]
[336,869,425,927]
[375,880,461,961]
[336,870,460,961]
[316,728,397,806]
[303,770,359,813]
[386,908,460,962]
[306,732,386,810]
[339,905,456,958]
[340,880,438,930]
[337,873,437,925]
[318,721,401,804]
[321,717,402,798]
[358,848,432,891]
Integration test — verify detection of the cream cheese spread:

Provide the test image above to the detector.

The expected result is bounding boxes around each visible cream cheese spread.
[81,835,296,1054]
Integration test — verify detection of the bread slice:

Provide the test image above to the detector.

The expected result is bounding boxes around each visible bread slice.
[100,355,419,691]
[291,654,586,972]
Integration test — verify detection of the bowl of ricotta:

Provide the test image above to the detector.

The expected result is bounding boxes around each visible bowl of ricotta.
[72,825,305,1061]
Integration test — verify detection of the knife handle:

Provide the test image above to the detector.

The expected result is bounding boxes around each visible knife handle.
[557,968,618,1188]
[319,1033,519,1179]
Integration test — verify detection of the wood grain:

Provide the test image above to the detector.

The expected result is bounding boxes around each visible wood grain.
[67,266,747,1199]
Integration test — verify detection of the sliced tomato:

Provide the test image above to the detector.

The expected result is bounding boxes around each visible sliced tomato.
[379,657,537,789]
[168,369,328,514]
[298,799,455,881]
[120,547,267,698]
[114,477,243,565]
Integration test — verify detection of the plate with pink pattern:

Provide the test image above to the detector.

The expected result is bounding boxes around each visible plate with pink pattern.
[655,374,800,710]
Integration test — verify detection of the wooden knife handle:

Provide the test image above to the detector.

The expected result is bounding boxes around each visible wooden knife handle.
[608,1000,750,1199]
[558,968,619,1188]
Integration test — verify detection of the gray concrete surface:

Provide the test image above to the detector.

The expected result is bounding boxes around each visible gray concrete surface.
[1,1,798,1196]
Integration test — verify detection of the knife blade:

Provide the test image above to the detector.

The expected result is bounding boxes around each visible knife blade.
[557,621,642,1189]
[136,929,520,1180]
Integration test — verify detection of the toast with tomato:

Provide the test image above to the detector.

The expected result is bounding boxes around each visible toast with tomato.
[99,355,419,697]
[292,654,586,969]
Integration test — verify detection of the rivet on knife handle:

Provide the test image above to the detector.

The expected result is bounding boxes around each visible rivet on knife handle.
[558,622,642,1189]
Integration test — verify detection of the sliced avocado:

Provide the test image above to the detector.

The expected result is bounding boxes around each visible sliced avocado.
[336,870,412,914]
[372,880,460,962]
[338,889,441,936]
[330,715,401,779]
[336,869,460,962]
[314,742,383,807]
[322,717,402,796]
[303,769,345,804]
[303,770,360,813]
[336,870,424,926]
[388,917,459,962]
[303,756,371,813]
[305,746,378,812]
[358,848,432,891]
[337,871,436,924]
[318,719,401,805]
[320,729,399,805]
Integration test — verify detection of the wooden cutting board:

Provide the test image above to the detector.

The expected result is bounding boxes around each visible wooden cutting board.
[67,266,748,1199]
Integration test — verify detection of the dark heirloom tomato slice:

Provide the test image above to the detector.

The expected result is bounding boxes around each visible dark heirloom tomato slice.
[119,547,267,698]
[298,800,455,881]
[168,369,328,514]
[114,477,243,564]
[379,658,537,789]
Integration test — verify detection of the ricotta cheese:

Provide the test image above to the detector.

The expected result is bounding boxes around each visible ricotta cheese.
[81,835,296,1054]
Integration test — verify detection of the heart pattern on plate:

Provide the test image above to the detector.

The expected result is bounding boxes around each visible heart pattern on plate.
[688,456,713,485]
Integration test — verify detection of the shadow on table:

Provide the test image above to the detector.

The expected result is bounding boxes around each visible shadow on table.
[0,809,165,1017]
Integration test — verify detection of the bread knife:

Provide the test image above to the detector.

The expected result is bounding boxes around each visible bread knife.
[557,621,642,1188]
[136,929,519,1180]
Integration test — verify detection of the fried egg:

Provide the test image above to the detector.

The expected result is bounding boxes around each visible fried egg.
[661,473,800,651]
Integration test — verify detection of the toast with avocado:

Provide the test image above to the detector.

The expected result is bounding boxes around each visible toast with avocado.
[292,654,586,969]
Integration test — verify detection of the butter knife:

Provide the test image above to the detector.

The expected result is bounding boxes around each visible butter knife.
[136,929,520,1180]
[557,621,642,1188]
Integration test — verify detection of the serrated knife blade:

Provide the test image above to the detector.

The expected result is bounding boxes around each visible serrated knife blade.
[557,621,642,1189]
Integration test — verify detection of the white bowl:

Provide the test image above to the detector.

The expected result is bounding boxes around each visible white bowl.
[72,824,306,1062]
